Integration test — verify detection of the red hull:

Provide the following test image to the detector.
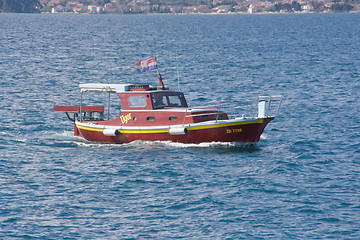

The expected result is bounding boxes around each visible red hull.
[76,117,273,144]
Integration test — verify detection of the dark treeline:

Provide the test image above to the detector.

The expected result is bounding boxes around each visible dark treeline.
[0,0,41,13]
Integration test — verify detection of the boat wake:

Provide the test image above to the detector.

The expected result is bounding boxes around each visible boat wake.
[51,131,260,151]
[142,140,258,149]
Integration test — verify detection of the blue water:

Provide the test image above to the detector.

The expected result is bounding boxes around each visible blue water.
[1,13,360,239]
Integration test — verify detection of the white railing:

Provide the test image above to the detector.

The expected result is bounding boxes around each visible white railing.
[182,95,283,123]
[182,106,221,125]
[256,95,283,118]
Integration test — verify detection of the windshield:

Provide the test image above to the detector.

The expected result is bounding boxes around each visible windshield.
[152,92,187,109]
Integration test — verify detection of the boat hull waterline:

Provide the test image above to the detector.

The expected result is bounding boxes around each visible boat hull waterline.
[74,117,274,144]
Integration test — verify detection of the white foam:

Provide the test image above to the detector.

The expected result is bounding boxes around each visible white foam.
[260,133,268,140]
[59,137,257,149]
[129,140,256,149]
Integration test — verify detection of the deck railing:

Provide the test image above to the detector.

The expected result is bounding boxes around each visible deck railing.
[256,95,283,118]
[182,106,221,125]
[181,95,283,125]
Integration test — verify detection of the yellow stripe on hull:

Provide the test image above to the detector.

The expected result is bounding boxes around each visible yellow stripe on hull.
[120,129,169,134]
[76,125,104,132]
[76,119,264,134]
[187,119,263,131]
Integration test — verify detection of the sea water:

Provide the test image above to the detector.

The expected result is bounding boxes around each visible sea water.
[0,13,359,239]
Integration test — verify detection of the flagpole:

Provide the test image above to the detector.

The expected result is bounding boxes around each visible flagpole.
[155,57,165,89]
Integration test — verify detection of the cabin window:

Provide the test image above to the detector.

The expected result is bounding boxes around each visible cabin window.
[169,116,178,121]
[168,95,182,107]
[128,96,147,108]
[152,94,167,108]
[152,92,187,109]
[147,116,155,121]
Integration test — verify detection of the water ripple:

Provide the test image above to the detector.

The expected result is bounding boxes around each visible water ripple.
[1,13,360,239]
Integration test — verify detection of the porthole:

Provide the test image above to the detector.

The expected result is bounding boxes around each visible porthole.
[133,117,137,122]
[169,116,178,121]
[147,116,155,121]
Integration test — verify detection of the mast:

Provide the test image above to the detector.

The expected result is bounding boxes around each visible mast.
[155,57,165,89]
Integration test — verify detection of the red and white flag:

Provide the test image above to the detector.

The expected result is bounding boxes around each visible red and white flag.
[135,57,158,72]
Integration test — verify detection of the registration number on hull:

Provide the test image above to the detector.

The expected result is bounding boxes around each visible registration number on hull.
[226,128,242,134]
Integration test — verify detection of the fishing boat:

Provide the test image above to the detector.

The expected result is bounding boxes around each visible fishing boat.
[54,57,282,144]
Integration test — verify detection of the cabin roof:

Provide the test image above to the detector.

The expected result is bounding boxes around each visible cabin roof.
[79,83,178,94]
[80,83,132,93]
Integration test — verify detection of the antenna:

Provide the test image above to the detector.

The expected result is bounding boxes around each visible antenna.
[176,50,180,91]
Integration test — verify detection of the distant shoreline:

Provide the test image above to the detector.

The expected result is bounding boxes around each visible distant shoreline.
[33,10,360,15]
[2,10,360,15]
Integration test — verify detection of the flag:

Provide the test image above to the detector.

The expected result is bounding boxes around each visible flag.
[135,57,158,73]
